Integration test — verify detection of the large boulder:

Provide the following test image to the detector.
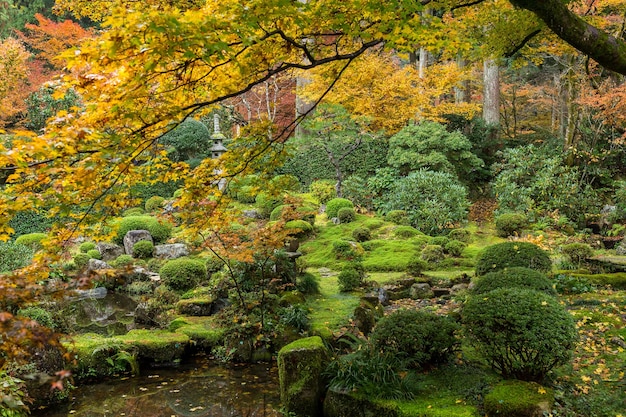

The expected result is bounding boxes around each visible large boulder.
[278,336,329,417]
[96,242,124,261]
[123,230,153,255]
[154,243,189,260]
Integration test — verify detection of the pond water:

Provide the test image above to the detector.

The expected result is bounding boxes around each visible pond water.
[36,355,282,417]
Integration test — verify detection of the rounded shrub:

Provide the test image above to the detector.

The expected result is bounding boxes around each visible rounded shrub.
[270,174,301,192]
[309,179,336,204]
[236,185,257,204]
[14,232,47,251]
[114,215,173,244]
[159,258,207,291]
[132,240,155,259]
[206,256,224,276]
[145,195,165,212]
[255,192,283,218]
[338,267,362,292]
[285,220,313,238]
[495,212,528,237]
[269,204,287,221]
[430,236,450,247]
[421,245,444,262]
[471,267,557,296]
[370,309,459,368]
[352,227,371,242]
[561,243,594,264]
[79,242,97,253]
[73,252,90,269]
[87,249,101,260]
[332,240,362,261]
[337,207,356,223]
[385,210,409,225]
[444,240,466,257]
[18,306,56,329]
[462,287,577,381]
[407,257,428,276]
[475,242,552,276]
[393,225,420,238]
[122,207,145,217]
[111,254,133,268]
[326,198,354,219]
[448,228,472,243]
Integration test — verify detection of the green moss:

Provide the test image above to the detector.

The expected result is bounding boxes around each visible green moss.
[116,329,189,363]
[484,380,553,417]
[571,272,626,289]
[172,317,225,348]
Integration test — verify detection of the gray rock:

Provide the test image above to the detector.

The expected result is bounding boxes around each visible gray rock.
[243,209,263,219]
[331,217,341,225]
[96,242,124,261]
[123,230,153,255]
[87,259,111,271]
[410,283,434,299]
[450,283,469,295]
[616,244,626,255]
[154,243,189,259]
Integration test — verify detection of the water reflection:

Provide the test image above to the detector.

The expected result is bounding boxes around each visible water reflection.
[36,356,282,417]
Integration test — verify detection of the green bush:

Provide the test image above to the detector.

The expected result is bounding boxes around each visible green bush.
[284,220,313,238]
[337,267,362,292]
[471,267,557,296]
[73,252,90,269]
[444,240,466,257]
[87,249,101,260]
[561,243,594,264]
[114,215,173,244]
[406,257,428,276]
[296,272,320,294]
[448,228,472,243]
[159,258,207,291]
[17,306,56,329]
[79,242,96,253]
[495,212,528,237]
[235,185,258,203]
[0,242,33,272]
[462,287,577,381]
[145,196,166,212]
[337,207,356,223]
[270,174,301,192]
[332,241,362,261]
[269,204,287,221]
[255,193,283,218]
[475,242,552,276]
[370,309,459,368]
[111,254,133,268]
[9,210,52,236]
[14,233,47,250]
[326,198,354,219]
[206,256,224,275]
[132,240,154,259]
[421,244,444,262]
[376,170,469,235]
[122,207,145,217]
[352,227,371,242]
[158,118,211,162]
[553,274,595,294]
[385,210,409,225]
[393,225,419,238]
[279,305,310,332]
[309,179,336,203]
[430,236,450,247]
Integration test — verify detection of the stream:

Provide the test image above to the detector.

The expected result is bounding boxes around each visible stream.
[35,355,282,417]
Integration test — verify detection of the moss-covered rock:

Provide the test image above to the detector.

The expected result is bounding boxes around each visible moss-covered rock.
[278,336,329,417]
[117,329,189,364]
[171,316,225,349]
[323,388,400,417]
[175,297,215,316]
[484,380,554,417]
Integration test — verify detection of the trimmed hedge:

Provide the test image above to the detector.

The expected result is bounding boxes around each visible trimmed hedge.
[471,267,557,296]
[325,198,354,219]
[475,242,551,276]
[495,212,528,237]
[159,258,207,291]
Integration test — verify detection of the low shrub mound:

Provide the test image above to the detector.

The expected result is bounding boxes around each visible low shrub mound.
[406,257,428,276]
[132,240,155,259]
[309,179,336,204]
[114,216,172,244]
[159,258,207,291]
[370,309,459,368]
[337,207,356,223]
[561,242,594,264]
[385,210,409,225]
[475,242,551,276]
[337,267,362,292]
[462,287,577,381]
[352,227,371,242]
[471,267,557,296]
[448,228,472,243]
[79,242,96,253]
[495,212,528,237]
[444,240,466,257]
[14,233,47,251]
[325,198,354,219]
[421,244,444,262]
[87,249,102,260]
[393,225,420,238]
[145,195,166,212]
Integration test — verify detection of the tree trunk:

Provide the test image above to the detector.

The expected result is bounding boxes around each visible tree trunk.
[483,59,500,126]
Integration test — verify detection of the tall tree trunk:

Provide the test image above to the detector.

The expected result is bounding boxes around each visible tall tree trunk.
[483,59,500,126]
[454,55,470,104]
